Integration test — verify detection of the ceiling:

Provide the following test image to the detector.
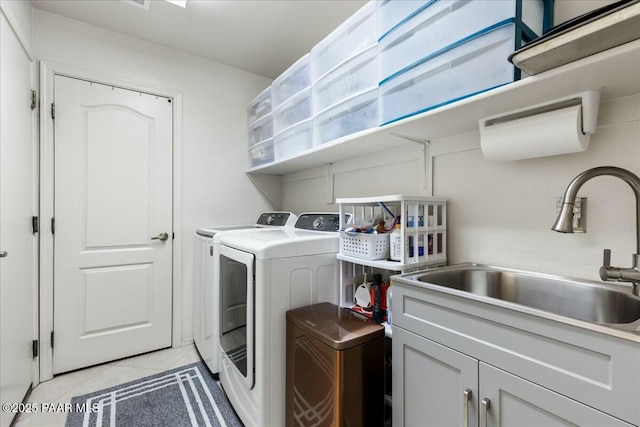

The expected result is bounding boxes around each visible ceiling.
[31,0,367,79]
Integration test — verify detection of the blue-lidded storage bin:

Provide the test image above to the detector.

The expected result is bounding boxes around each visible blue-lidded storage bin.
[379,21,529,125]
[379,0,551,81]
[377,0,430,41]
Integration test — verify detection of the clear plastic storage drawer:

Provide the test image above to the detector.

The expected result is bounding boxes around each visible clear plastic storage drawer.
[248,113,273,147]
[247,86,272,124]
[379,0,544,80]
[310,1,377,83]
[312,44,378,115]
[274,118,314,161]
[380,23,521,125]
[249,138,274,167]
[377,0,429,40]
[272,87,312,135]
[271,54,311,107]
[314,88,378,146]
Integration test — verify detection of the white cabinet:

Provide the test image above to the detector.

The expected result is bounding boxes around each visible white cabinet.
[393,327,634,427]
[391,281,640,426]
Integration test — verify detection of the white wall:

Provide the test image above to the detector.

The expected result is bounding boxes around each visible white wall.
[33,9,274,343]
[284,99,639,285]
[431,94,640,278]
[281,0,640,283]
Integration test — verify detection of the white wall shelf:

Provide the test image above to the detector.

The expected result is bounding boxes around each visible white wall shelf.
[337,253,442,273]
[247,39,640,176]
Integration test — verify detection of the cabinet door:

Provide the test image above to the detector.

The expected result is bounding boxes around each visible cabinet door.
[479,363,633,427]
[393,327,478,427]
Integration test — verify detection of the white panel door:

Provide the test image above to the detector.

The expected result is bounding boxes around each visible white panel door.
[53,75,173,374]
[0,12,36,427]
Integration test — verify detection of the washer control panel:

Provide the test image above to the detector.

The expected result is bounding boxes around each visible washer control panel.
[256,212,294,227]
[295,213,350,232]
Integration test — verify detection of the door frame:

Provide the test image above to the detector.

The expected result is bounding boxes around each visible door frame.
[39,61,184,381]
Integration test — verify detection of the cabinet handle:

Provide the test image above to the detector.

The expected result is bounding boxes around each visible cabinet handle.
[0,251,7,258]
[481,398,491,427]
[463,389,472,427]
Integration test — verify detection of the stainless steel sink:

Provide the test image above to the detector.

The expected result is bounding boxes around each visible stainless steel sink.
[406,264,640,325]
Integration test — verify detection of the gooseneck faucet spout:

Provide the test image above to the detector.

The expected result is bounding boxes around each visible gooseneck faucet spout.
[552,166,640,295]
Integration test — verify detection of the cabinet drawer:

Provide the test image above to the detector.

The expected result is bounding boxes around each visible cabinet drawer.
[392,282,640,425]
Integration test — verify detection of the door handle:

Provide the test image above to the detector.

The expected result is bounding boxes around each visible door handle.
[481,397,491,427]
[463,389,472,427]
[0,251,7,258]
[151,232,169,242]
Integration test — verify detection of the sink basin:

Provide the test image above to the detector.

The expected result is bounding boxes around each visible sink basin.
[409,264,640,325]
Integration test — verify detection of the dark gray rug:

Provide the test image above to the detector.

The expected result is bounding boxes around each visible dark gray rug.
[65,361,243,427]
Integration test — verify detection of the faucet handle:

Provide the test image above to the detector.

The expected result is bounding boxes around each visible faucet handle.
[600,249,613,281]
[603,249,611,267]
[600,249,623,282]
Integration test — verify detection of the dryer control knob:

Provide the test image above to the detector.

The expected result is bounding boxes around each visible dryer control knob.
[312,217,324,230]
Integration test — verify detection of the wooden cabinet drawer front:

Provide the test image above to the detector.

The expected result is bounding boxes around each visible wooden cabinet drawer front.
[393,283,640,425]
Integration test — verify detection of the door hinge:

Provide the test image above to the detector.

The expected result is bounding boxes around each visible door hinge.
[50,331,54,349]
[51,102,55,119]
[51,218,55,234]
[172,232,175,240]
[31,90,37,110]
[32,216,39,234]
[32,340,38,358]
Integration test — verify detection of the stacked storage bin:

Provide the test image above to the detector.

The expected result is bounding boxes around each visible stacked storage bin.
[248,86,274,167]
[378,0,552,125]
[311,1,379,146]
[271,54,313,161]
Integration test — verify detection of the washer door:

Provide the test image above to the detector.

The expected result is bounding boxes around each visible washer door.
[219,245,255,389]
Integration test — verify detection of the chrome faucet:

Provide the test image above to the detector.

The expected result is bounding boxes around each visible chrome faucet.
[552,166,640,296]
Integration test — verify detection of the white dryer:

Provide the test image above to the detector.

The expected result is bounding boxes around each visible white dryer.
[193,212,297,374]
[217,213,349,427]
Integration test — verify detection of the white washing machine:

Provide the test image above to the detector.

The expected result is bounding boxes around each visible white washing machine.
[217,213,349,427]
[193,212,297,374]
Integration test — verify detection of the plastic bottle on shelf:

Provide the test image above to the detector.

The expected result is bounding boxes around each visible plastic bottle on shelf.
[390,224,402,261]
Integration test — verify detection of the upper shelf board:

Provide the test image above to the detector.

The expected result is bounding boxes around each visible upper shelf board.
[247,39,640,176]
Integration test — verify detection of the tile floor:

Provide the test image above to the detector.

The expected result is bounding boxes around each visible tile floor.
[15,344,202,427]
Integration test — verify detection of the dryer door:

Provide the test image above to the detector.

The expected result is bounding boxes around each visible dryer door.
[219,245,255,389]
